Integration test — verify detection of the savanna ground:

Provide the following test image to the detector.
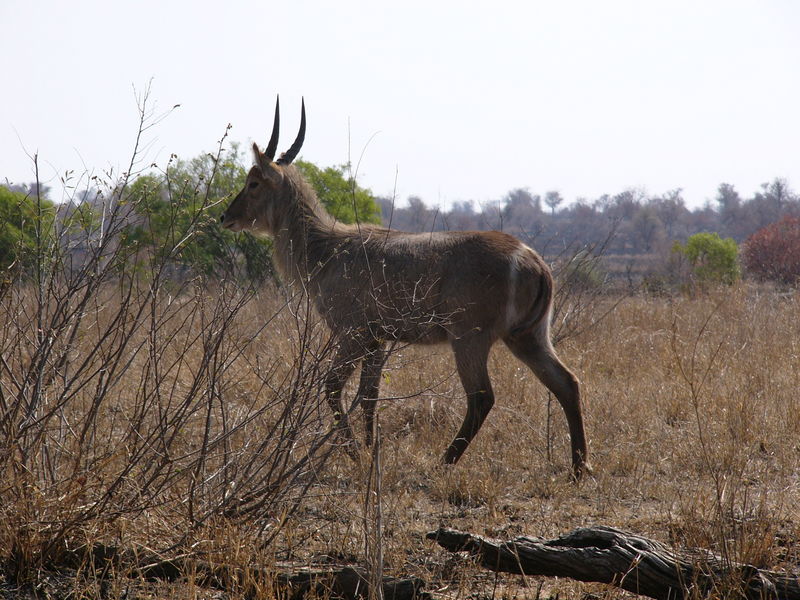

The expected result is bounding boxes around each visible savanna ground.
[1,276,799,599]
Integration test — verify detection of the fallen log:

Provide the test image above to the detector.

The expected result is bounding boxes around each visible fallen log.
[427,526,800,600]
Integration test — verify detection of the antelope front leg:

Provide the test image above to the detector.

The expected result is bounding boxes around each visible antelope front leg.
[356,343,386,446]
[324,343,362,447]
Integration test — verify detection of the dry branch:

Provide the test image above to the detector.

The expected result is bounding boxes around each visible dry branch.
[427,526,800,600]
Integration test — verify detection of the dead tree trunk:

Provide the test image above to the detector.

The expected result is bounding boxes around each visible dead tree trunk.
[427,526,800,600]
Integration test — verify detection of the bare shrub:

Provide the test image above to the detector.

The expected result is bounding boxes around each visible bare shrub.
[546,229,627,347]
[742,215,800,286]
[0,94,343,588]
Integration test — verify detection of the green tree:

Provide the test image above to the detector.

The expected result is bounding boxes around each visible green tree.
[0,185,55,273]
[295,160,381,224]
[673,232,740,286]
[120,152,380,281]
[122,145,258,279]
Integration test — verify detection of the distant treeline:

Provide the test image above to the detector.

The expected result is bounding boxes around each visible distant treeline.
[376,179,798,259]
[3,164,798,286]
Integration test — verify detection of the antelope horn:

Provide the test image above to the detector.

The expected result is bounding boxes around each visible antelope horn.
[265,96,280,161]
[277,98,305,165]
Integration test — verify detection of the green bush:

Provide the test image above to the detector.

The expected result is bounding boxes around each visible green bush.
[673,232,740,286]
[0,185,55,274]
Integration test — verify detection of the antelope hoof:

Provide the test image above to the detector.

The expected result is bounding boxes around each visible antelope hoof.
[343,438,360,461]
[442,445,464,465]
[332,423,360,459]
[571,461,594,481]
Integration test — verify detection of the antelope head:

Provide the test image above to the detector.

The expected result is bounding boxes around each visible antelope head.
[220,96,306,234]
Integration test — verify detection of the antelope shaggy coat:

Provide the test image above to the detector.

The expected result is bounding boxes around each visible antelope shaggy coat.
[220,99,590,477]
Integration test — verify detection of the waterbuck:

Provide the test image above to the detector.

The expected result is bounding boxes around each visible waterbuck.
[220,99,590,478]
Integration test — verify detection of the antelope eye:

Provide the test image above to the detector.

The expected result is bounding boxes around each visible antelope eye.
[248,181,259,190]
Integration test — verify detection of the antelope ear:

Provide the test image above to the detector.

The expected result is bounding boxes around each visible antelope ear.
[252,142,263,166]
[253,142,284,186]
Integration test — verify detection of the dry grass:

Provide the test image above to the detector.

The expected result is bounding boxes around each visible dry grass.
[2,279,800,599]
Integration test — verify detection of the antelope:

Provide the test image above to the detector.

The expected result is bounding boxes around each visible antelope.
[220,98,590,478]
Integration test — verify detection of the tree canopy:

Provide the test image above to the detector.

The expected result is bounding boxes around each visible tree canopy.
[295,160,381,225]
[0,185,55,272]
[5,149,798,290]
[121,148,249,279]
[118,150,381,281]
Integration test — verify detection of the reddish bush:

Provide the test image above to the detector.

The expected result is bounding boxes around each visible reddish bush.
[741,215,800,285]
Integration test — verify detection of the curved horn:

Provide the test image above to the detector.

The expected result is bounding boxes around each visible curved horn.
[277,98,305,165]
[265,96,280,161]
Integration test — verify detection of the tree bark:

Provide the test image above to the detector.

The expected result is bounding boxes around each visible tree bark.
[427,526,800,600]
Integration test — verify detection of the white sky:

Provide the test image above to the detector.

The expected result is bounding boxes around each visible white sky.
[2,1,799,209]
